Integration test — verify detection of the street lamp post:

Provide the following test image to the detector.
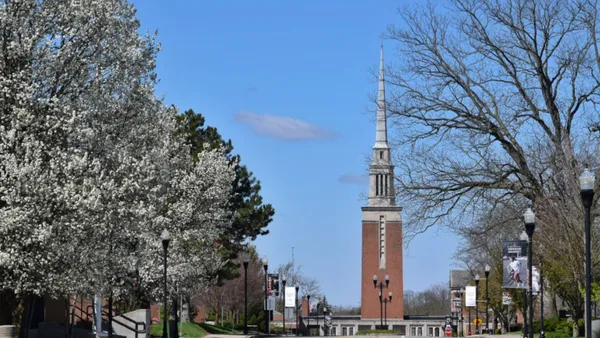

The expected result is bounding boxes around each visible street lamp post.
[475,274,480,335]
[581,167,595,338]
[469,308,471,336]
[316,302,321,336]
[524,207,535,338]
[161,229,170,338]
[383,292,392,327]
[283,276,287,336]
[539,244,545,338]
[263,258,269,334]
[323,307,328,336]
[307,294,311,337]
[520,231,528,338]
[295,284,300,337]
[373,274,390,329]
[242,251,250,335]
[485,264,490,334]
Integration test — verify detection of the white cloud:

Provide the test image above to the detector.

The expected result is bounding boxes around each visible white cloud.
[233,111,335,141]
[338,173,369,185]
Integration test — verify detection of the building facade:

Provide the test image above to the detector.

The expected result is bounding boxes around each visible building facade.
[360,45,404,321]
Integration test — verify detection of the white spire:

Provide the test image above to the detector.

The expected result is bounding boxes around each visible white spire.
[374,44,389,149]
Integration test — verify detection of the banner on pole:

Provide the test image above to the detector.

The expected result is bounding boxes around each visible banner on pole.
[532,265,540,294]
[502,241,528,289]
[465,286,476,307]
[284,286,296,308]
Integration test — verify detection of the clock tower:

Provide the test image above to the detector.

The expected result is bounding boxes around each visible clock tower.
[361,45,404,320]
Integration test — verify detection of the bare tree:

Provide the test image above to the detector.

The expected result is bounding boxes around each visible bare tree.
[329,305,361,315]
[274,261,322,299]
[404,283,451,315]
[194,245,264,324]
[384,0,600,328]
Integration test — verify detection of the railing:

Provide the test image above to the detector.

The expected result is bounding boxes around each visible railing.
[84,304,147,338]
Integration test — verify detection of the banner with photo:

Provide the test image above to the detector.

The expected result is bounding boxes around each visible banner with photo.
[532,265,540,294]
[502,241,528,289]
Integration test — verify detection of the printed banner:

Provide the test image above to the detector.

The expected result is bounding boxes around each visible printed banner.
[267,273,280,296]
[532,265,540,295]
[465,286,476,307]
[502,241,528,289]
[502,292,512,305]
[451,291,462,314]
[284,286,296,308]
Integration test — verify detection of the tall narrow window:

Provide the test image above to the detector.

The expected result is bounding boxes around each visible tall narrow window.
[384,175,388,196]
[375,175,379,196]
[380,151,383,159]
[379,215,385,266]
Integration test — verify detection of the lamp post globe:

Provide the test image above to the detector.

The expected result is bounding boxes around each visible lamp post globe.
[282,276,287,335]
[263,257,269,334]
[580,166,595,338]
[475,274,480,334]
[161,229,170,338]
[523,208,535,338]
[485,264,490,334]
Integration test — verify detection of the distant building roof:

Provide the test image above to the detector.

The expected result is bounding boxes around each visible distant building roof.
[449,270,471,289]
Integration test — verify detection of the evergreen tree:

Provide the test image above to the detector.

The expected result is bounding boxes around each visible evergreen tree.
[176,109,275,280]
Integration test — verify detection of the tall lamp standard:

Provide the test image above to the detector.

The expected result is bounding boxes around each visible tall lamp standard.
[307,294,311,337]
[161,229,170,338]
[475,274,480,335]
[242,251,250,335]
[263,258,269,334]
[282,276,287,336]
[524,207,536,338]
[295,284,300,337]
[485,264,490,334]
[323,307,328,336]
[316,302,321,336]
[539,244,545,338]
[373,274,390,329]
[581,167,596,338]
[383,292,392,326]
[520,231,529,338]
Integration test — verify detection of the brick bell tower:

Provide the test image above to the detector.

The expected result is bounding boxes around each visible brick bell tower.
[361,45,404,320]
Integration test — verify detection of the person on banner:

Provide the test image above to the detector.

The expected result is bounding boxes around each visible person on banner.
[508,257,522,286]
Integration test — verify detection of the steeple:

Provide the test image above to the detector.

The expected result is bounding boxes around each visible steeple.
[374,44,389,149]
[368,45,395,207]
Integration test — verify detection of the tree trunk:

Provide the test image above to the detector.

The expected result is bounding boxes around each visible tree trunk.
[0,289,16,325]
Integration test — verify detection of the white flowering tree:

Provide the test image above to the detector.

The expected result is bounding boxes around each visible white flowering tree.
[0,0,234,319]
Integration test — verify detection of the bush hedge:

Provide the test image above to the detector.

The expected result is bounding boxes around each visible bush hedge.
[356,329,399,335]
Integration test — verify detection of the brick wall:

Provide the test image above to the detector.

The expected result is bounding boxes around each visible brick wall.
[361,219,404,320]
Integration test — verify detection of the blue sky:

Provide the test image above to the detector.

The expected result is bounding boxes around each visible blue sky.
[133,0,460,307]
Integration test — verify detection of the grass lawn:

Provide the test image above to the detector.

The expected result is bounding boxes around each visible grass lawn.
[150,322,208,338]
[197,322,241,334]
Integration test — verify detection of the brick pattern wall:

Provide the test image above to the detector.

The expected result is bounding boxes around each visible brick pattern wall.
[361,219,404,319]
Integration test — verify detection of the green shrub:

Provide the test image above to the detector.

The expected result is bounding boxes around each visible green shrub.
[495,328,502,335]
[356,329,399,335]
[547,332,571,338]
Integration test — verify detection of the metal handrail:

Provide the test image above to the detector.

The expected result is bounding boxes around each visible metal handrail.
[85,304,147,337]
[110,309,146,334]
